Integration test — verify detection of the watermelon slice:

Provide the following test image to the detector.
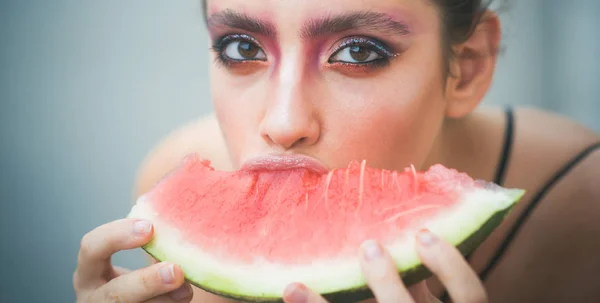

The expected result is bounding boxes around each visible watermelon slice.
[127,155,524,302]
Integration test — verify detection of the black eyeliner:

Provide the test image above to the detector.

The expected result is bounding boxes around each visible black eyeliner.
[332,59,391,70]
[210,33,266,65]
[327,36,400,68]
[332,37,397,58]
[212,33,258,51]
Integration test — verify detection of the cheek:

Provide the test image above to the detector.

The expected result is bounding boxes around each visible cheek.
[322,67,446,170]
[209,67,267,161]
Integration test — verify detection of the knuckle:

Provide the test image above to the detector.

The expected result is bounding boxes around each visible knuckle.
[79,232,95,259]
[75,293,90,303]
[140,270,157,291]
[125,269,162,298]
[104,290,125,303]
[75,288,96,303]
[72,270,82,292]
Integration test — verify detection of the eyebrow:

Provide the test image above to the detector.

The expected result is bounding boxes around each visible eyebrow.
[205,10,411,39]
[300,11,411,39]
[206,9,276,37]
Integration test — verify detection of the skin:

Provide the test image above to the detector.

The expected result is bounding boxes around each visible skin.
[73,0,600,302]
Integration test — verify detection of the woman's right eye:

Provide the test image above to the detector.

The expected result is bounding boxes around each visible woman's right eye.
[221,39,267,61]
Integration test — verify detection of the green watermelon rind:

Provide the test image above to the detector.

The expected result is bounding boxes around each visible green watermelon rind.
[128,184,525,303]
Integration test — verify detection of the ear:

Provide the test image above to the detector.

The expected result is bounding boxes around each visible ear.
[444,11,501,118]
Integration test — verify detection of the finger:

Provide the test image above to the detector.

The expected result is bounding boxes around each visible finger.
[359,240,414,303]
[415,229,487,303]
[407,281,441,303]
[93,262,187,302]
[76,218,154,284]
[143,283,194,303]
[106,265,133,282]
[283,283,328,303]
[112,265,132,276]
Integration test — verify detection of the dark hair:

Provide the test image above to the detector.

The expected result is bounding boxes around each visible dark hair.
[433,0,498,74]
[200,0,499,74]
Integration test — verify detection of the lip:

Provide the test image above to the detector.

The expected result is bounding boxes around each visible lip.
[240,153,329,175]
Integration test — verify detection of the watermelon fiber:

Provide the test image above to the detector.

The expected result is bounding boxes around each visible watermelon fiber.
[127,155,525,302]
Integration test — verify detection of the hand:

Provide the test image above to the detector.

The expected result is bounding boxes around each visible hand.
[282,229,487,303]
[73,219,193,303]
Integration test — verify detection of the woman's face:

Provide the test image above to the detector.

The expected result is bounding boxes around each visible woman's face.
[207,0,451,172]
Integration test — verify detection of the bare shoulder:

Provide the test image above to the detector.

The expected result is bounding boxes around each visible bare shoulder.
[133,112,232,198]
[508,106,600,232]
[484,107,600,302]
[504,106,599,190]
[514,107,598,148]
[514,106,600,195]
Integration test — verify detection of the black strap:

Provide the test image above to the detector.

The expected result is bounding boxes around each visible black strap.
[477,141,600,281]
[440,141,600,302]
[493,107,514,186]
[439,107,515,302]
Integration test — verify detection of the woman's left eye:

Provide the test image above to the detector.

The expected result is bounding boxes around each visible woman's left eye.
[329,45,383,64]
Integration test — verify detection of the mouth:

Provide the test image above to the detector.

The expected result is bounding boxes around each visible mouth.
[240,153,329,175]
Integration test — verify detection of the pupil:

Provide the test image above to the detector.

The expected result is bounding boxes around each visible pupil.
[238,42,259,58]
[349,46,370,62]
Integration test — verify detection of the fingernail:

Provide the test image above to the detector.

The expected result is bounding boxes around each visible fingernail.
[133,220,152,235]
[417,229,436,246]
[283,283,307,303]
[361,239,382,261]
[171,284,191,300]
[159,264,175,283]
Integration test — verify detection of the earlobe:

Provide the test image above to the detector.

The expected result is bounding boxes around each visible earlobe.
[445,11,502,118]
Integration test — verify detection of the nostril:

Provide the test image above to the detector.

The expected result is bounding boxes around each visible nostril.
[295,137,307,145]
[284,137,308,150]
[259,114,321,150]
[262,132,309,150]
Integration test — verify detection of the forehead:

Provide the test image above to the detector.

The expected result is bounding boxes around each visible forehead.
[205,0,439,32]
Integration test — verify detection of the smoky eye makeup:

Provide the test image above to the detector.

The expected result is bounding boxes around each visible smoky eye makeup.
[326,36,401,69]
[209,32,403,74]
[210,33,268,67]
[321,36,405,75]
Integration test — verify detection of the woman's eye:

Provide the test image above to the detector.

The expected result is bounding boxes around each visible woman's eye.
[330,45,382,63]
[223,40,266,61]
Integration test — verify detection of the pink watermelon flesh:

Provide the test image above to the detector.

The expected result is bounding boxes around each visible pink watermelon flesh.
[128,154,524,302]
[150,156,474,264]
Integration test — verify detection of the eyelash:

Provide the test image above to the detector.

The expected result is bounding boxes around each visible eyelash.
[210,34,399,69]
[328,37,398,69]
[211,34,264,68]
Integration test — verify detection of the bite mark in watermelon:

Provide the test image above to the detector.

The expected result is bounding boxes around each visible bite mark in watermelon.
[127,155,524,302]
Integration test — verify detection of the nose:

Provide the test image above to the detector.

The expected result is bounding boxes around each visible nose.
[259,61,320,150]
[259,90,321,150]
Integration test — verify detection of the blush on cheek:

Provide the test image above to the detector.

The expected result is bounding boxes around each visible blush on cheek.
[321,78,443,170]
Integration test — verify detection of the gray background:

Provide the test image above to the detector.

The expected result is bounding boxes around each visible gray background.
[1,1,599,302]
